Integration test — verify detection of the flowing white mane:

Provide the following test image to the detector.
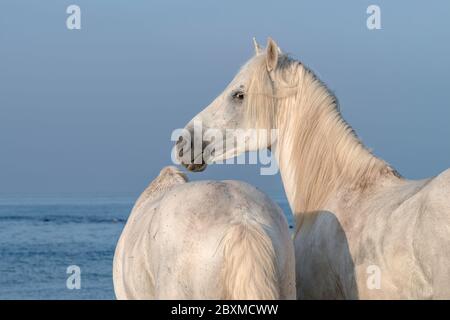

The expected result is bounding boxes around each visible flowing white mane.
[243,53,399,228]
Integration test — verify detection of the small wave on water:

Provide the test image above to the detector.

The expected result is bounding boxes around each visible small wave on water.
[0,214,127,224]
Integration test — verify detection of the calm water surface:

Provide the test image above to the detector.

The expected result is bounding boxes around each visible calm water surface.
[0,194,293,299]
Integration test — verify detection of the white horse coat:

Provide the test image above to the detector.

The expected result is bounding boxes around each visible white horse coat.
[177,38,450,299]
[113,166,296,299]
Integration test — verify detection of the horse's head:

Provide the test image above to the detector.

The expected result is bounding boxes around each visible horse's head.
[176,38,283,172]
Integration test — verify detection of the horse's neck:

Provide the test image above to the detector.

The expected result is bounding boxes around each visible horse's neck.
[273,69,399,228]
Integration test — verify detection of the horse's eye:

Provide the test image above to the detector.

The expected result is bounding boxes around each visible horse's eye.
[232,91,245,101]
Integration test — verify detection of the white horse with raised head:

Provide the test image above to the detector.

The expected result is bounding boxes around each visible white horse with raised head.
[113,166,295,299]
[176,38,450,299]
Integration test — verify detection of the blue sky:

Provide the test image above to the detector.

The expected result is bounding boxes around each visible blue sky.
[0,1,449,195]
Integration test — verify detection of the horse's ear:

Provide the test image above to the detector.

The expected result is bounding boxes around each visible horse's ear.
[252,37,262,55]
[266,37,279,72]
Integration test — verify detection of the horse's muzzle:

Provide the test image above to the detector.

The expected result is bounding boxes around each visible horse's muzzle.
[176,135,208,172]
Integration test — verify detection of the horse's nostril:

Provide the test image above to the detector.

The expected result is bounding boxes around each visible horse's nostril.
[176,136,186,158]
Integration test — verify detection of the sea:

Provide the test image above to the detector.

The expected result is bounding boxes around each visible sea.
[0,193,293,300]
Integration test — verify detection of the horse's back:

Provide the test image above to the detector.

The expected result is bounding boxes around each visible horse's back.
[152,180,293,299]
[159,180,285,226]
